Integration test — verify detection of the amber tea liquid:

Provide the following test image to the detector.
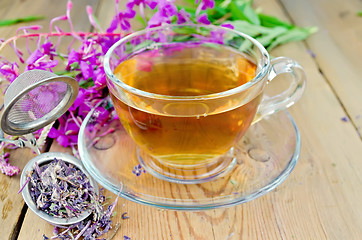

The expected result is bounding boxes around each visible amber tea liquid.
[110,45,261,166]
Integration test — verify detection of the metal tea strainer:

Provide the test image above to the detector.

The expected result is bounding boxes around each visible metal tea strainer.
[1,70,99,225]
[0,69,79,153]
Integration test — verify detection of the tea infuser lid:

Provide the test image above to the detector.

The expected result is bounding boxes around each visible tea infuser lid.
[1,69,79,136]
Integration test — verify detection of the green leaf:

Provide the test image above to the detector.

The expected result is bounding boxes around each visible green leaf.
[358,11,362,16]
[0,15,44,27]
[134,15,147,29]
[258,13,294,29]
[69,62,79,69]
[268,26,318,50]
[79,79,95,89]
[207,6,229,22]
[238,39,253,52]
[255,26,288,46]
[229,1,260,25]
[241,2,260,25]
[56,51,65,62]
[225,20,274,37]
[55,70,81,78]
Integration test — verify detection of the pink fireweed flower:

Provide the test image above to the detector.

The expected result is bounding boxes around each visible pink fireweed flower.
[25,42,59,71]
[196,13,211,24]
[147,0,177,28]
[158,0,178,18]
[0,60,19,82]
[177,8,191,24]
[0,152,20,177]
[67,39,101,81]
[48,117,79,147]
[107,6,136,32]
[195,0,215,10]
[221,23,234,29]
[127,0,158,21]
[127,0,157,9]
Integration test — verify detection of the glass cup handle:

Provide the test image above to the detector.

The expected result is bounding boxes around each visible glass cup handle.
[253,57,306,123]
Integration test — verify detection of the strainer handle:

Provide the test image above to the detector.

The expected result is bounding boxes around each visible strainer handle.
[0,133,40,155]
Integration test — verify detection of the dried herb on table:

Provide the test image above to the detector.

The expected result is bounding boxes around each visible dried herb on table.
[21,158,121,239]
[27,159,93,218]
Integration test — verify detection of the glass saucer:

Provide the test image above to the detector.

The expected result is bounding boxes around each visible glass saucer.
[78,101,300,210]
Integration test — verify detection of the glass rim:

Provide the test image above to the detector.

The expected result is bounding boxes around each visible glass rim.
[103,23,270,100]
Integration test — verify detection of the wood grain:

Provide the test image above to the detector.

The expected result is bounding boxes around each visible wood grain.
[278,0,362,138]
[1,0,362,239]
[0,1,98,239]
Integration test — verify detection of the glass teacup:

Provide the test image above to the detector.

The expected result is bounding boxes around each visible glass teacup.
[104,24,305,183]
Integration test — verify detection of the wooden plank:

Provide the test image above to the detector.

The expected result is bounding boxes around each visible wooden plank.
[0,0,98,240]
[0,149,36,240]
[13,1,362,240]
[86,0,362,240]
[278,0,362,138]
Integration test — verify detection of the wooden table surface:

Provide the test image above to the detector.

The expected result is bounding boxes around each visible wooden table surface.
[0,0,361,239]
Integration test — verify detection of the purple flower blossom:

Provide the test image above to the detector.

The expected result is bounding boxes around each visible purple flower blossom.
[124,236,131,240]
[25,42,58,71]
[177,8,191,24]
[93,67,107,86]
[107,6,136,32]
[148,12,168,28]
[221,23,234,29]
[0,152,20,176]
[97,33,121,54]
[128,0,157,10]
[197,13,211,25]
[48,117,80,147]
[67,39,103,82]
[195,0,215,10]
[158,0,177,18]
[0,60,19,82]
[147,0,177,28]
[132,164,146,176]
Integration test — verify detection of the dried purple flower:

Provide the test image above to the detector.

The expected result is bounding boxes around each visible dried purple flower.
[132,164,146,176]
[341,116,349,122]
[21,158,122,240]
[121,212,129,219]
[124,236,131,240]
[27,159,94,219]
